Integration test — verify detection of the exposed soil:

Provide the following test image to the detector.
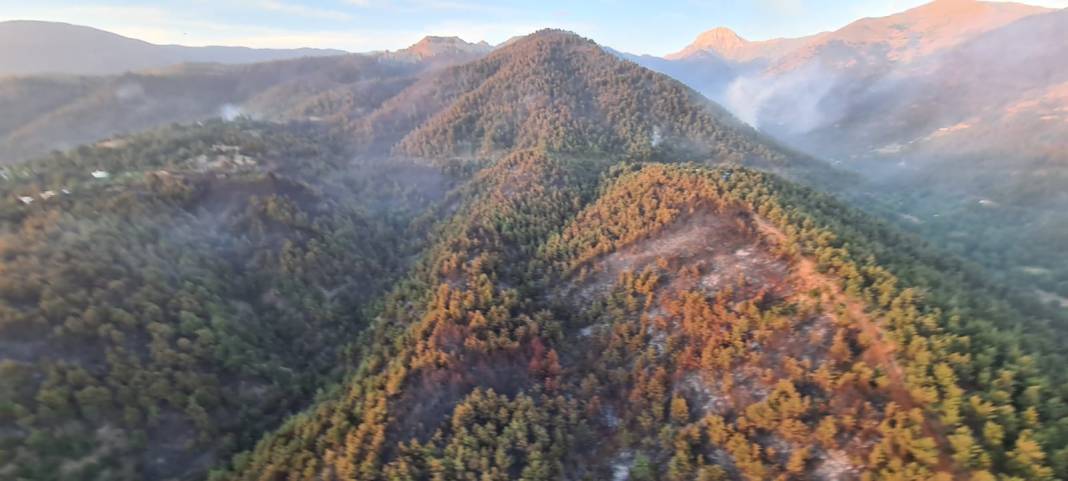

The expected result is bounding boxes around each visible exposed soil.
[570,209,790,303]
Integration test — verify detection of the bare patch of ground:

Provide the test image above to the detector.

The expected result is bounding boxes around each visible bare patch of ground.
[567,209,790,303]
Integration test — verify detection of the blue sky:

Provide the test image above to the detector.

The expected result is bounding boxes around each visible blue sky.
[1,0,1065,55]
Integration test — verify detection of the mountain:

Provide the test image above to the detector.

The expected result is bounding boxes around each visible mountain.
[0,21,346,77]
[791,6,1068,168]
[3,28,1068,481]
[767,0,1048,73]
[725,0,1053,134]
[665,27,807,64]
[0,120,452,481]
[214,154,1068,481]
[392,36,493,61]
[0,29,842,481]
[645,0,1051,119]
[630,0,1068,302]
[390,31,787,166]
[0,35,493,165]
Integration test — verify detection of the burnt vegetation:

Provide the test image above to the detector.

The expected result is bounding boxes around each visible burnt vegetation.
[0,30,1066,481]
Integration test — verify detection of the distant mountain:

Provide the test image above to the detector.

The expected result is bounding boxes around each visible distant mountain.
[0,20,346,76]
[0,36,493,164]
[769,0,1047,73]
[391,36,493,61]
[632,0,1068,302]
[665,27,807,64]
[0,30,842,186]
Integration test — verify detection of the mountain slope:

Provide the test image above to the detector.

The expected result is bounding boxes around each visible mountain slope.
[373,31,845,187]
[0,120,452,481]
[3,27,1068,481]
[210,157,1068,481]
[0,35,492,165]
[748,7,1068,300]
[199,31,1067,481]
[0,21,345,77]
[0,30,845,480]
[632,1,1068,301]
[639,0,1051,120]
[768,0,1048,73]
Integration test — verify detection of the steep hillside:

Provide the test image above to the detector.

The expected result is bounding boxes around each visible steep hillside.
[0,21,345,76]
[768,0,1048,73]
[638,0,1051,128]
[766,6,1068,166]
[758,7,1068,300]
[633,1,1068,301]
[3,27,1067,481]
[0,121,451,480]
[208,156,1068,481]
[367,31,845,187]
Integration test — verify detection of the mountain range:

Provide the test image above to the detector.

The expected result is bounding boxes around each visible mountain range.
[0,34,492,165]
[627,0,1068,301]
[0,20,346,77]
[1,4,1068,481]
[5,1,1064,299]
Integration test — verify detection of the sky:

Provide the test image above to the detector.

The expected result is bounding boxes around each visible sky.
[0,0,1065,56]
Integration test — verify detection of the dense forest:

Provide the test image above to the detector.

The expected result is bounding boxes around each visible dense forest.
[1,29,1066,481]
[0,120,451,479]
[206,154,1068,481]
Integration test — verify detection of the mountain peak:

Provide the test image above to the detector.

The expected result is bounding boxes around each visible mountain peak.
[693,27,749,50]
[508,29,595,47]
[665,27,808,63]
[399,35,492,59]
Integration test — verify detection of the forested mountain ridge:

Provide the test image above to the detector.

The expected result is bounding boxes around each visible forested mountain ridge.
[2,26,1067,481]
[209,156,1068,481]
[2,29,839,479]
[375,30,850,188]
[0,35,490,166]
[208,32,1065,481]
[0,120,453,480]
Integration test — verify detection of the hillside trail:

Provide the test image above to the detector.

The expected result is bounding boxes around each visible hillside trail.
[753,217,960,477]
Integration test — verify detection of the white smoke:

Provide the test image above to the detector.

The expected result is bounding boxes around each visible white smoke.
[115,82,145,102]
[725,62,843,134]
[219,104,242,121]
